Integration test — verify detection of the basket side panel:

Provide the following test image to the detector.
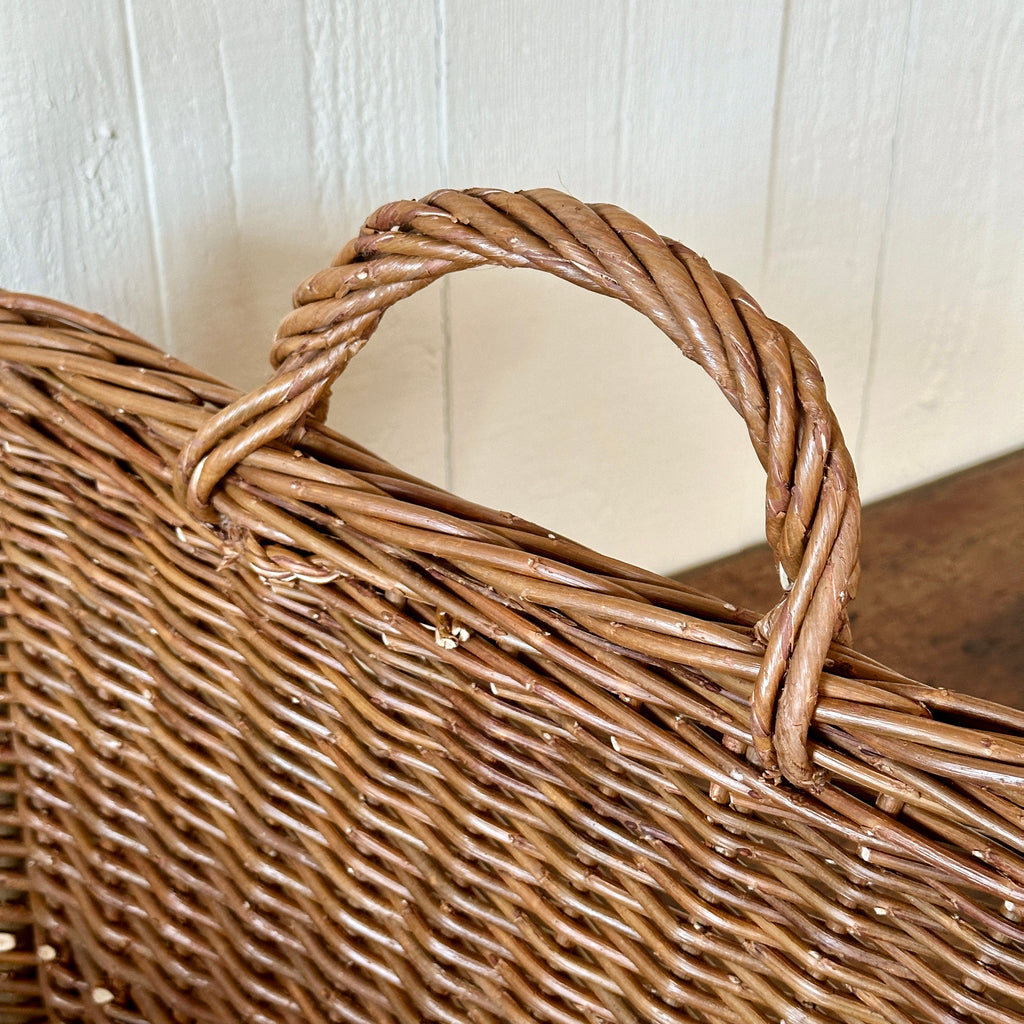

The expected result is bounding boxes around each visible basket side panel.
[0,568,45,1022]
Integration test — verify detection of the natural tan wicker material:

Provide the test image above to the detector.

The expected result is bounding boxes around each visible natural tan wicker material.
[0,188,1022,1023]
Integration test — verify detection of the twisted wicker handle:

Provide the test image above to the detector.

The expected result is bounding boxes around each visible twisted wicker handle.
[175,188,861,788]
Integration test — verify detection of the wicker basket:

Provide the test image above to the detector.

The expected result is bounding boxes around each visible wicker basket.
[1,188,1022,1024]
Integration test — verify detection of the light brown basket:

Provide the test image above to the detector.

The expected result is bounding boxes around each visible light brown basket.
[1,189,1022,1023]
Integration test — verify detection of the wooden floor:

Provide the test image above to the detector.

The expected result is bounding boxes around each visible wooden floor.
[675,448,1024,709]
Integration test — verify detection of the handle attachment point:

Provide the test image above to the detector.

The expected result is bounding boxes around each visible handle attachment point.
[172,188,861,788]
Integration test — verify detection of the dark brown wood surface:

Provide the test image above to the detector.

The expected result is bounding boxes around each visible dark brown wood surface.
[676,448,1024,708]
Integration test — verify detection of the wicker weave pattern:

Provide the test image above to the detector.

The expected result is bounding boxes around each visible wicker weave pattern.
[0,189,1022,1023]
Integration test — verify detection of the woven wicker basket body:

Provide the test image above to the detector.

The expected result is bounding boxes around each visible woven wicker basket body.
[1,189,1022,1024]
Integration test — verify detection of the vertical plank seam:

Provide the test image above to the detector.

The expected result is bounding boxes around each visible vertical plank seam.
[122,0,172,349]
[856,0,915,468]
[612,0,633,197]
[436,0,454,491]
[300,0,327,242]
[760,0,791,296]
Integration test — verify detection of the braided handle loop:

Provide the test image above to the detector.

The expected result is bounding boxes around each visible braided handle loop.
[174,188,861,788]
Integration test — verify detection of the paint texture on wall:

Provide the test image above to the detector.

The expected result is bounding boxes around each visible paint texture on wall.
[3,0,1022,572]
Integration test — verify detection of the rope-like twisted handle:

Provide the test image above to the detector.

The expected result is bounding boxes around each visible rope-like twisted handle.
[174,188,861,788]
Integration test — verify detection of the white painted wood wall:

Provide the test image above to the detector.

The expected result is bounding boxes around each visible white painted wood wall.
[4,1,1022,575]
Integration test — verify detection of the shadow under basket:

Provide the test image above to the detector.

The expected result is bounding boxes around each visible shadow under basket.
[1,188,1022,1024]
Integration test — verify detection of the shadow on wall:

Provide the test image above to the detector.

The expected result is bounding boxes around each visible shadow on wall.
[161,220,329,396]
[438,267,767,574]
[165,206,450,490]
[164,216,773,575]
